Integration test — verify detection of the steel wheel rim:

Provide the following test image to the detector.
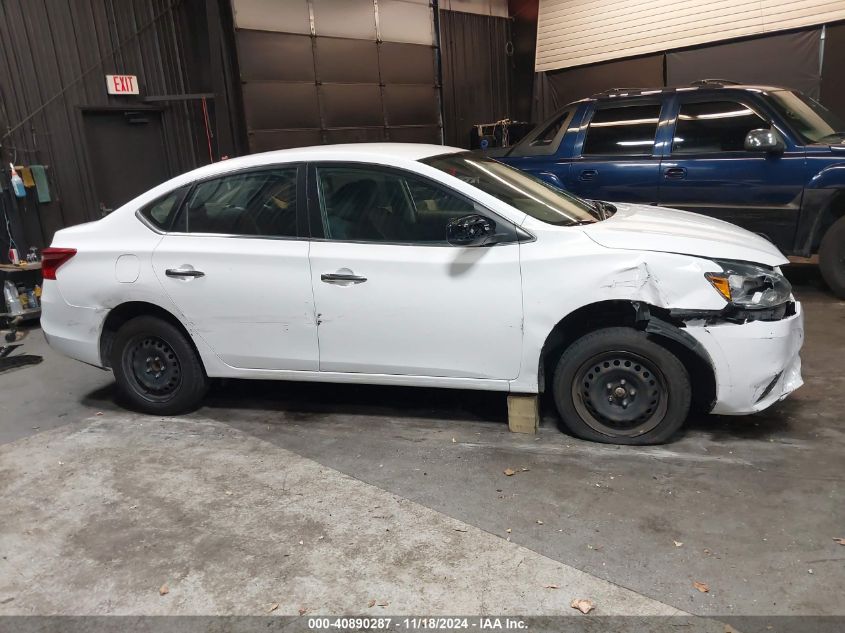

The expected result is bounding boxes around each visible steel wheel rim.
[571,350,668,438]
[123,334,182,402]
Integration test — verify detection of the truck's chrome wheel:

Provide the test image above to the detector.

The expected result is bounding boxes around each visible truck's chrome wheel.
[572,351,668,438]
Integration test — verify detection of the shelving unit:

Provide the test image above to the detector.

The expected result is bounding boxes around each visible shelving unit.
[1,262,42,322]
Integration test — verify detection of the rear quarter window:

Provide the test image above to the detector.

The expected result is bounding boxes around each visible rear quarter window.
[138,187,188,231]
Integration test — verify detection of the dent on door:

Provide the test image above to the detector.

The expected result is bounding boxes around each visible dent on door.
[308,241,524,380]
[152,236,319,371]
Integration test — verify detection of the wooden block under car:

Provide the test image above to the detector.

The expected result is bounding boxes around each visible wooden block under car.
[507,394,539,434]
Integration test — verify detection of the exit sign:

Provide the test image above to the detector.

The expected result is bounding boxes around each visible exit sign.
[105,74,139,95]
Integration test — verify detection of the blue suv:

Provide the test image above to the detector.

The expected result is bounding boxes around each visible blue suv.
[497,80,845,297]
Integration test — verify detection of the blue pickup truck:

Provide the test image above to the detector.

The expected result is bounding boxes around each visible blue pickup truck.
[497,80,845,297]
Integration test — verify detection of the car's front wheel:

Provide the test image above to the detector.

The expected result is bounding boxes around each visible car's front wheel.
[552,327,691,445]
[111,315,208,415]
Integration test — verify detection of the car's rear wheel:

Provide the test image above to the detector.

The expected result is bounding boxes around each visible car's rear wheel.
[552,327,690,445]
[111,315,208,415]
[819,216,845,299]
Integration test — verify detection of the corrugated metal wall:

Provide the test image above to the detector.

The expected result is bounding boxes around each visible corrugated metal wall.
[535,0,845,72]
[232,0,443,152]
[0,0,226,248]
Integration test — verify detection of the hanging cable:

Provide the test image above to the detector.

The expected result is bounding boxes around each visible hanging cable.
[1,194,18,255]
[201,97,214,163]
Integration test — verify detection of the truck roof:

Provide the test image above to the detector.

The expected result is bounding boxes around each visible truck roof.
[581,80,789,102]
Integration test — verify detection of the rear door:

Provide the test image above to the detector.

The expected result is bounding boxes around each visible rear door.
[658,95,806,248]
[567,99,664,204]
[151,165,319,371]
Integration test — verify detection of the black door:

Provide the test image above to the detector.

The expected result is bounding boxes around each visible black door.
[82,109,170,215]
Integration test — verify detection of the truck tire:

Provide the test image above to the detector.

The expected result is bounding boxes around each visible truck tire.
[819,216,845,299]
[552,327,691,445]
[111,315,209,415]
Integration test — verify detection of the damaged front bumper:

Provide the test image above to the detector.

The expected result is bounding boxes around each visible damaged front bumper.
[683,302,804,415]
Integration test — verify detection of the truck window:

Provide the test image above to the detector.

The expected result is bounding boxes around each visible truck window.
[582,104,661,156]
[512,109,574,156]
[673,101,768,153]
[532,110,572,146]
[767,90,845,144]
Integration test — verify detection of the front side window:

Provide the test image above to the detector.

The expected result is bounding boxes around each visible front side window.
[316,165,495,243]
[673,101,768,153]
[176,168,298,237]
[421,153,598,226]
[582,104,661,156]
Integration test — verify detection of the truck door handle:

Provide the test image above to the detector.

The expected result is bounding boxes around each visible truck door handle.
[166,268,205,278]
[321,272,367,284]
[579,169,598,181]
[663,167,687,180]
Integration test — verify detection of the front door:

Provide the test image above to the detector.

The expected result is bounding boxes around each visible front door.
[151,165,319,371]
[307,163,523,379]
[658,97,806,249]
[566,101,664,204]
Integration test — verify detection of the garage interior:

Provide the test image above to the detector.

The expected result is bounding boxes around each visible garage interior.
[1,0,844,628]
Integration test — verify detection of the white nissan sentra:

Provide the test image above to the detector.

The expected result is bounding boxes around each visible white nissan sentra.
[40,143,803,444]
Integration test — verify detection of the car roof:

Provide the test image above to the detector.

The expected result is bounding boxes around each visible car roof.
[168,143,463,186]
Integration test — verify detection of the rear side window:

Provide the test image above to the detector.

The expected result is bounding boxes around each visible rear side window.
[673,100,769,153]
[176,168,299,237]
[582,104,661,156]
[139,187,187,231]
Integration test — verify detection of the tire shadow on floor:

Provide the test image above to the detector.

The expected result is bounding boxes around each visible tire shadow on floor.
[198,378,509,427]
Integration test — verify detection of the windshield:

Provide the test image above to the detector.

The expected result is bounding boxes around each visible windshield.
[767,90,845,144]
[420,153,598,226]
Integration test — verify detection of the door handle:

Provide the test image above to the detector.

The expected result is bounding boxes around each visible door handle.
[579,169,598,181]
[663,167,687,180]
[321,272,367,284]
[166,268,205,278]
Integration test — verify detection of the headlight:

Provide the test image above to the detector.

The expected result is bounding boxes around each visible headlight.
[705,260,792,308]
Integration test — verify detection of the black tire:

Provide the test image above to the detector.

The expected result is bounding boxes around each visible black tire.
[111,315,208,415]
[819,216,845,299]
[552,327,691,445]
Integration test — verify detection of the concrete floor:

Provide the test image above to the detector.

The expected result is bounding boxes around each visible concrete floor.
[0,266,842,620]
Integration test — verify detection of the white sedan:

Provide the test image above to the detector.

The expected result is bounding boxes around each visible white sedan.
[41,143,804,444]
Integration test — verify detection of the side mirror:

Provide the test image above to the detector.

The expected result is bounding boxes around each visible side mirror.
[744,128,785,153]
[447,214,496,246]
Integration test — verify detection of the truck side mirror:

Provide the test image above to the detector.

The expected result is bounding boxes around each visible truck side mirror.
[744,128,785,153]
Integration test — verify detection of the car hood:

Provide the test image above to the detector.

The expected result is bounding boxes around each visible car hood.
[581,202,788,267]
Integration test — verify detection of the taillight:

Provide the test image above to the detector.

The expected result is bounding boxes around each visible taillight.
[41,247,77,280]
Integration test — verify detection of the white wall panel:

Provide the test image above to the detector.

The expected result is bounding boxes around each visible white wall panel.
[379,0,435,44]
[536,0,845,71]
[232,0,311,33]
